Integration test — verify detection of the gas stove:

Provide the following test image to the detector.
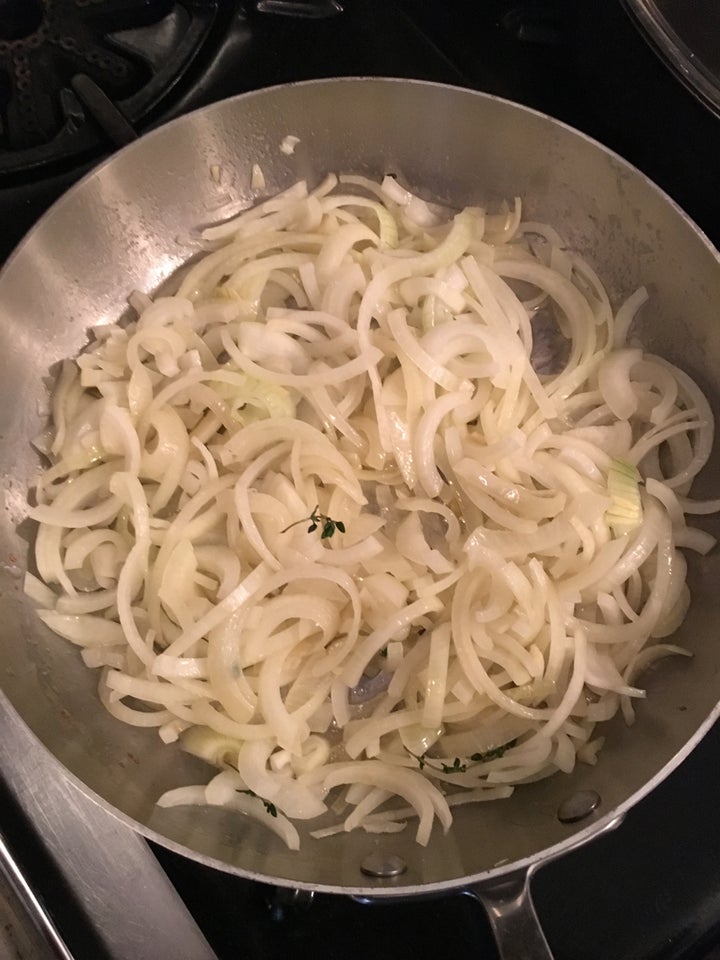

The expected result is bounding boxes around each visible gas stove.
[2,2,720,958]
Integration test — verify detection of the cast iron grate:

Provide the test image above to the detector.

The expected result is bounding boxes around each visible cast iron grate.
[0,0,223,177]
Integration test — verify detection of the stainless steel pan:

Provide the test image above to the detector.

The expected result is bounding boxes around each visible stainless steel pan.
[1,78,720,958]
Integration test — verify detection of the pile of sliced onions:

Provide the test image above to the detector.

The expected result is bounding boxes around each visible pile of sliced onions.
[25,172,718,850]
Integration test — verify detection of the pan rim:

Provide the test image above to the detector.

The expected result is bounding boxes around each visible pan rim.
[3,75,720,897]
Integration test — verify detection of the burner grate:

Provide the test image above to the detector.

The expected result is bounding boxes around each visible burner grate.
[0,0,224,176]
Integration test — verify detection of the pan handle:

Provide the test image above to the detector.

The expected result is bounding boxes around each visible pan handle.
[463,867,554,960]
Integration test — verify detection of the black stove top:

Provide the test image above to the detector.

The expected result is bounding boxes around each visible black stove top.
[2,2,720,958]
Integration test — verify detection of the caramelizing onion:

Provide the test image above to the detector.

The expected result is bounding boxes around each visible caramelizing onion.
[26,173,717,849]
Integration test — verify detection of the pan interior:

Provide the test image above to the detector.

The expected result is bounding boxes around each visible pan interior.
[1,78,719,894]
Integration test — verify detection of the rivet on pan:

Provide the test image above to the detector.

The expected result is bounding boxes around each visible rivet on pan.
[557,789,601,824]
[360,852,407,878]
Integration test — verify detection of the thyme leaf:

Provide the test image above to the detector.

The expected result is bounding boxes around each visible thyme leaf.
[411,739,517,775]
[282,504,346,540]
[237,788,278,818]
[441,757,468,774]
[470,740,517,763]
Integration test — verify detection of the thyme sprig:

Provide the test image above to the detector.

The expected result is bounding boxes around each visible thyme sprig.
[281,504,346,539]
[224,760,279,817]
[237,788,278,818]
[412,740,517,775]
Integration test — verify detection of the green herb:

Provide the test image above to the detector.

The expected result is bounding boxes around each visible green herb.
[237,788,278,818]
[470,740,517,763]
[441,757,469,774]
[411,739,517,776]
[281,504,346,540]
